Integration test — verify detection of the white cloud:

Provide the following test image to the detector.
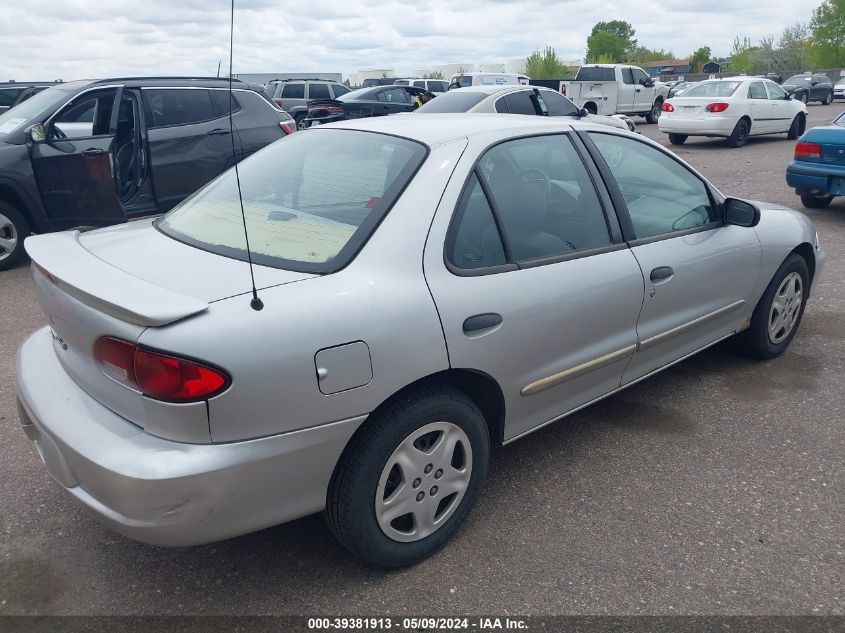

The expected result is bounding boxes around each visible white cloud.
[0,0,823,80]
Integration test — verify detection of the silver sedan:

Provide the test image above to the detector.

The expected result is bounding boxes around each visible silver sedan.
[16,114,824,567]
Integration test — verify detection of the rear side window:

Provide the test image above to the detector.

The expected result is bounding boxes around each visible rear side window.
[430,81,448,93]
[621,69,634,85]
[748,82,767,100]
[377,88,408,103]
[331,84,350,97]
[158,130,427,273]
[308,84,331,100]
[146,89,218,127]
[281,83,305,99]
[496,91,537,115]
[213,91,241,115]
[575,67,615,81]
[448,174,507,270]
[412,81,426,89]
[0,88,23,107]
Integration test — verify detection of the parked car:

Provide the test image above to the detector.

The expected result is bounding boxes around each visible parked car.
[561,64,670,123]
[362,78,398,88]
[786,110,845,208]
[0,82,59,114]
[0,77,295,270]
[668,81,697,98]
[301,85,433,128]
[395,78,450,93]
[415,85,633,131]
[17,114,823,567]
[448,73,529,89]
[833,78,845,100]
[658,77,808,148]
[781,74,834,105]
[765,73,784,84]
[266,79,351,127]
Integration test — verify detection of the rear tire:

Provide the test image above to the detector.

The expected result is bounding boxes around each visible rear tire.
[800,194,833,208]
[326,385,490,567]
[726,118,750,148]
[0,204,29,272]
[668,133,688,145]
[645,99,662,124]
[293,112,307,129]
[737,254,809,359]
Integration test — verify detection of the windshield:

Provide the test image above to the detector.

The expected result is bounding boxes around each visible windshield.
[158,129,427,273]
[575,67,615,82]
[0,85,75,142]
[450,76,473,88]
[416,90,488,113]
[836,78,845,86]
[679,81,742,98]
[785,76,812,85]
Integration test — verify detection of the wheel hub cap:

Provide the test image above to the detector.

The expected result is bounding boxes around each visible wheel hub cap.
[0,212,18,261]
[768,272,803,344]
[375,421,472,543]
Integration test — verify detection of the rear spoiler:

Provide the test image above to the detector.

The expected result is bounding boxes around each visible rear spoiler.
[25,231,209,327]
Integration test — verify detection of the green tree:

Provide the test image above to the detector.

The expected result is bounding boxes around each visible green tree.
[628,46,674,64]
[810,0,845,67]
[524,46,566,79]
[779,23,811,71]
[688,46,712,72]
[423,70,444,79]
[729,36,759,73]
[586,20,637,62]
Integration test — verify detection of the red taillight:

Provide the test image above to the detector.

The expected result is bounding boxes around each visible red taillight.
[280,122,295,135]
[309,105,344,114]
[662,102,674,112]
[273,98,283,108]
[794,141,821,160]
[93,337,229,402]
[705,102,729,113]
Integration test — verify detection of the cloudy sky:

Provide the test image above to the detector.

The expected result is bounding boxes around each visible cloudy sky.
[0,0,824,80]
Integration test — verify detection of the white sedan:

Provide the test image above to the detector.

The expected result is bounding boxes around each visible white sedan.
[658,77,808,148]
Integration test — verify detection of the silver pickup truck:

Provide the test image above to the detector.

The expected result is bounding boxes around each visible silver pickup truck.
[562,64,670,123]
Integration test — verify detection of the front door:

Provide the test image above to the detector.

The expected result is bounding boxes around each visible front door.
[29,87,127,229]
[765,82,794,133]
[618,68,637,112]
[747,81,774,133]
[582,131,761,383]
[424,133,645,441]
[142,87,241,211]
[631,67,655,112]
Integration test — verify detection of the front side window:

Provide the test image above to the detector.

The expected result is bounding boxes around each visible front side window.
[52,89,118,138]
[377,88,409,103]
[158,130,426,273]
[621,69,634,85]
[430,81,448,93]
[145,89,218,127]
[814,75,829,84]
[412,81,426,89]
[766,82,788,100]
[633,69,651,84]
[748,82,767,99]
[538,90,579,117]
[0,88,23,107]
[588,132,716,239]
[474,135,610,262]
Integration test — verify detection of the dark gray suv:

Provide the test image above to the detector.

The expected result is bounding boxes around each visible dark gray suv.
[0,77,295,270]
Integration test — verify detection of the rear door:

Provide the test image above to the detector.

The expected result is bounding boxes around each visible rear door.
[424,132,645,441]
[215,89,285,158]
[493,90,541,115]
[582,131,761,383]
[29,86,126,229]
[143,87,241,211]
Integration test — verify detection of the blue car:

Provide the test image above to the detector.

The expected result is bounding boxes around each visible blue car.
[786,111,845,208]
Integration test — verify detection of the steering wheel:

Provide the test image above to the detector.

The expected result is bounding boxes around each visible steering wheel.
[518,167,551,200]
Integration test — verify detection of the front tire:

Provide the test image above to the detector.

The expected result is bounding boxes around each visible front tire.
[823,92,833,105]
[787,114,805,140]
[726,118,750,148]
[668,133,688,145]
[800,194,833,208]
[0,204,29,272]
[645,99,662,124]
[799,93,808,104]
[326,386,490,567]
[738,254,809,359]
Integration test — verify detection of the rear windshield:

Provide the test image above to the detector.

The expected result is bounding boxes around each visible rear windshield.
[158,130,427,273]
[575,67,616,81]
[416,91,488,113]
[679,81,742,98]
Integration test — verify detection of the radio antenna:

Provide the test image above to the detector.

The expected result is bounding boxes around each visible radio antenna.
[228,0,263,311]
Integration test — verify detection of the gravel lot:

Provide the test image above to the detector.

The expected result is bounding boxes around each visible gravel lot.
[1,104,843,617]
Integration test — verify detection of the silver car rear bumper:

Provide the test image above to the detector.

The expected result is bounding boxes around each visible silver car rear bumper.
[16,327,366,546]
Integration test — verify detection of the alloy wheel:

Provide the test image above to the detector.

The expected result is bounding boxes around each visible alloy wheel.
[768,272,803,344]
[0,212,18,263]
[375,421,472,543]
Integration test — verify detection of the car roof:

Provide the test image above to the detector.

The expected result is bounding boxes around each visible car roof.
[61,77,248,89]
[318,113,587,147]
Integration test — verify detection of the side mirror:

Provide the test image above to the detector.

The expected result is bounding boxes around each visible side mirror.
[723,198,760,227]
[579,107,589,117]
[27,123,46,143]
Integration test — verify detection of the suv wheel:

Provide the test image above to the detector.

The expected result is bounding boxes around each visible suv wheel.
[800,194,833,209]
[326,385,490,567]
[823,92,833,105]
[645,99,662,124]
[293,112,307,129]
[0,204,29,271]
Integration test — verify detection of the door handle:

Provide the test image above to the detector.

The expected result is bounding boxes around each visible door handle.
[636,88,641,92]
[650,266,674,282]
[207,128,231,135]
[81,148,105,157]
[462,313,503,333]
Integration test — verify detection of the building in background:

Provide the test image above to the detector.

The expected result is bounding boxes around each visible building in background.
[233,72,342,85]
[641,59,691,78]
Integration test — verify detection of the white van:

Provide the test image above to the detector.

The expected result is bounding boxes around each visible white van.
[448,73,529,89]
